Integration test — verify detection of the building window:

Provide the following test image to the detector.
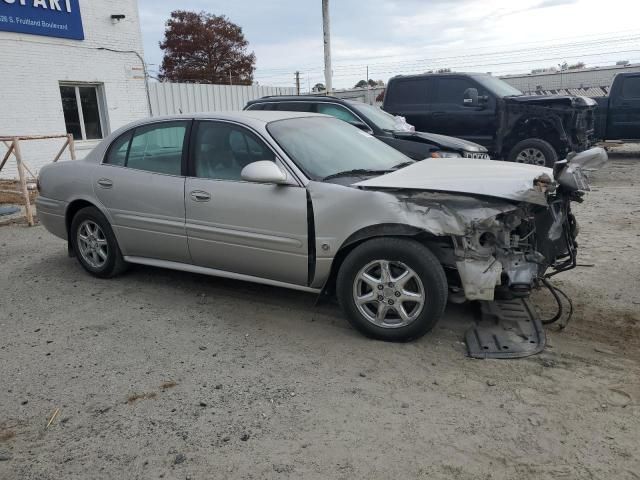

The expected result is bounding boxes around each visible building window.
[59,84,106,141]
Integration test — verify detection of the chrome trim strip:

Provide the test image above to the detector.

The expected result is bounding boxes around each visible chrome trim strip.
[186,221,304,248]
[123,256,320,294]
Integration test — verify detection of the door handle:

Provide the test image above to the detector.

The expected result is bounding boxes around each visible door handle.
[190,190,211,202]
[97,178,113,189]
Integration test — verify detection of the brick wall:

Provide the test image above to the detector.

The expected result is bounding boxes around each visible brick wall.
[0,0,148,178]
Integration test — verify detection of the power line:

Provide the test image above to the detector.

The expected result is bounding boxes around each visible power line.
[252,30,640,75]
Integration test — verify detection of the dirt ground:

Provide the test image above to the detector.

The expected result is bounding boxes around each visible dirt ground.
[1,155,639,480]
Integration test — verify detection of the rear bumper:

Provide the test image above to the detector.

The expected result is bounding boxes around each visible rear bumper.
[35,196,68,240]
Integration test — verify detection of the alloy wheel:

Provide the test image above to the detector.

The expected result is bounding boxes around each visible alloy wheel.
[515,147,546,166]
[352,259,425,329]
[77,220,109,269]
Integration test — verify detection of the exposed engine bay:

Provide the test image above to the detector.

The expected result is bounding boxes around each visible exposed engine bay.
[355,147,608,303]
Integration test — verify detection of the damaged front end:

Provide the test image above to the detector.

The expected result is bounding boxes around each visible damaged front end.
[376,148,607,300]
[353,148,608,302]
[448,148,607,301]
[452,195,575,300]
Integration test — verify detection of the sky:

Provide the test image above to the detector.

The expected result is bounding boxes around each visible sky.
[138,0,640,90]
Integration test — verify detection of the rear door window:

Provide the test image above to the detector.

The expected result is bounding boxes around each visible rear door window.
[275,102,314,112]
[126,122,188,175]
[387,79,429,105]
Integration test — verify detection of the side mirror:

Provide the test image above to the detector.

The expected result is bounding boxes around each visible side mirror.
[348,120,373,133]
[463,88,479,107]
[241,160,288,184]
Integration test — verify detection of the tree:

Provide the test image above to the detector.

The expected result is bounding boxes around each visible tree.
[159,10,256,85]
[568,62,586,70]
[558,61,585,71]
[354,80,368,88]
[313,83,326,92]
[367,79,377,87]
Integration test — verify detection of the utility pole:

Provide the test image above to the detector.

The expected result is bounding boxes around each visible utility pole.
[295,71,301,95]
[322,0,332,95]
[366,65,370,104]
[229,71,233,86]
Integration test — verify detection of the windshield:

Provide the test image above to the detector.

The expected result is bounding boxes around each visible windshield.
[473,75,522,97]
[350,102,398,131]
[267,117,410,180]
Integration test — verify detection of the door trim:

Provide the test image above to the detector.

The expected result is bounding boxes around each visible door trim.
[123,256,320,293]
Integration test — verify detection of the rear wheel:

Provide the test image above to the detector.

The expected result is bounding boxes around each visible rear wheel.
[507,138,558,167]
[70,206,127,278]
[336,237,448,342]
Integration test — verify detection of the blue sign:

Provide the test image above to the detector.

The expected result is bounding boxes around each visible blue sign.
[0,0,84,40]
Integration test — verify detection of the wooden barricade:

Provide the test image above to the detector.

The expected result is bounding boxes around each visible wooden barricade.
[0,134,76,226]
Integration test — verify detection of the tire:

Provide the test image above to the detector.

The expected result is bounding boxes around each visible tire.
[507,138,558,167]
[336,237,448,342]
[70,206,127,278]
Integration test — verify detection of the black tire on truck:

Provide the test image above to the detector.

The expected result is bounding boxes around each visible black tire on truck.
[507,138,558,167]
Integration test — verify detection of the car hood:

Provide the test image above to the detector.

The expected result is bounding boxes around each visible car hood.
[504,95,597,108]
[393,131,487,153]
[354,158,553,205]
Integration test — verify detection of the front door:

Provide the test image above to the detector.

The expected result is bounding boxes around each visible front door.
[93,120,191,263]
[429,77,496,148]
[610,74,640,140]
[185,120,308,285]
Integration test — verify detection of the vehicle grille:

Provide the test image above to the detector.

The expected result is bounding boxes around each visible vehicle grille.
[463,152,491,160]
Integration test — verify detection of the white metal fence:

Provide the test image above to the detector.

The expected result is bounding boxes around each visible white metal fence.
[329,87,386,106]
[149,83,296,116]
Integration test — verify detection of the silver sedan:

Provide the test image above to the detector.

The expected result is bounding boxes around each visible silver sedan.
[36,111,606,341]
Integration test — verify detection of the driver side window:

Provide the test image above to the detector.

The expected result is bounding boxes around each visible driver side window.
[193,122,275,181]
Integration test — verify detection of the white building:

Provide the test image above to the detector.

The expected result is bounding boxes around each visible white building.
[0,0,149,178]
[500,63,640,95]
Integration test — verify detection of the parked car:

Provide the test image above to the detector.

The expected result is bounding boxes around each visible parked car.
[594,72,640,141]
[245,95,490,160]
[36,112,606,342]
[383,72,597,167]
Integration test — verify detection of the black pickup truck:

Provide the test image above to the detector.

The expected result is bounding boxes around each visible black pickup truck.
[594,72,640,141]
[383,73,597,167]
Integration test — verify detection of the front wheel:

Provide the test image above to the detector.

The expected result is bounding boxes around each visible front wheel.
[507,138,558,167]
[336,237,448,342]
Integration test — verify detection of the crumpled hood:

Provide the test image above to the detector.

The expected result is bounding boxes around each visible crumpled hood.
[505,95,597,108]
[393,131,488,153]
[354,158,553,205]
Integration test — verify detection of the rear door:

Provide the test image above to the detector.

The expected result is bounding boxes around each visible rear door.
[94,120,191,263]
[383,78,433,132]
[429,77,496,147]
[609,74,640,140]
[184,120,309,285]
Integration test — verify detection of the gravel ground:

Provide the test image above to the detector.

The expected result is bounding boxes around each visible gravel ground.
[1,156,639,480]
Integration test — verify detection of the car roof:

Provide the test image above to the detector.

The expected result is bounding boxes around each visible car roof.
[247,95,352,105]
[389,72,489,81]
[122,110,325,130]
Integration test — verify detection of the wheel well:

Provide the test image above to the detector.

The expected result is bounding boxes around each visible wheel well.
[65,199,95,235]
[319,225,452,297]
[502,119,563,157]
